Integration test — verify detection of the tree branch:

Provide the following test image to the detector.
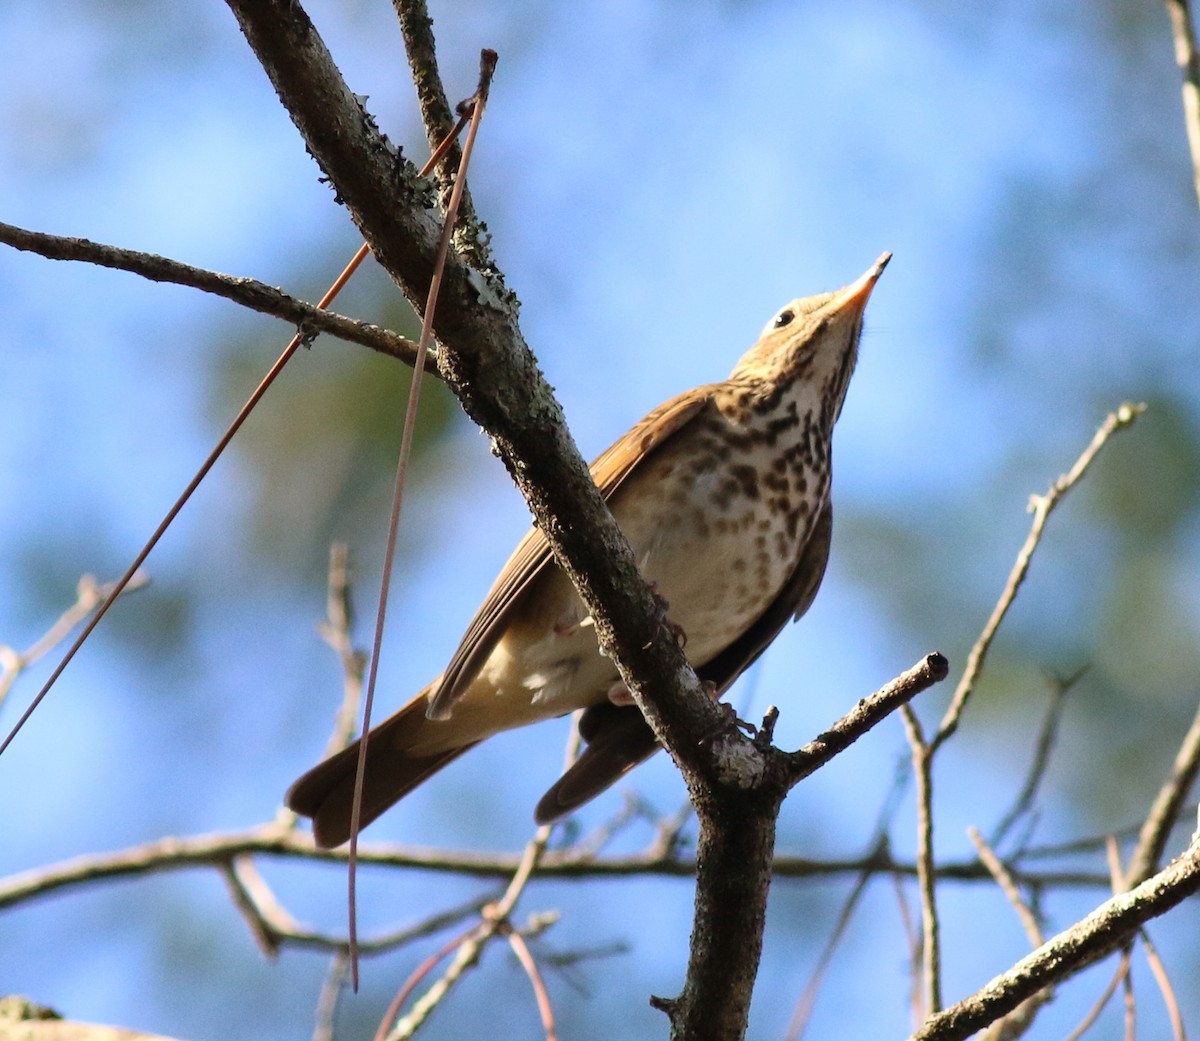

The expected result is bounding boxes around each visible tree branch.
[224,0,731,824]
[1165,0,1200,209]
[907,829,1200,1041]
[934,403,1144,750]
[0,221,427,369]
[392,0,491,271]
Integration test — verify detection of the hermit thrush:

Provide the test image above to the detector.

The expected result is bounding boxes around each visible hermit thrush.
[287,253,889,847]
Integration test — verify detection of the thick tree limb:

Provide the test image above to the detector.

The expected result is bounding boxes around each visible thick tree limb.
[224,0,734,817]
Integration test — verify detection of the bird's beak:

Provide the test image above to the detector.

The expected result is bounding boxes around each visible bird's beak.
[832,251,891,310]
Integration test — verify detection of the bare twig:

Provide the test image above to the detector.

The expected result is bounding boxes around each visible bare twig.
[0,221,426,368]
[784,835,890,1041]
[1165,0,1200,209]
[393,0,492,272]
[969,828,1044,950]
[387,822,555,1040]
[0,244,372,759]
[901,706,941,1017]
[970,828,1051,1041]
[0,820,1119,917]
[316,543,368,761]
[1140,928,1187,1041]
[313,952,348,1041]
[1062,951,1132,1041]
[990,667,1085,850]
[907,832,1200,1041]
[933,403,1145,750]
[222,855,298,957]
[507,927,559,1041]
[785,653,950,783]
[0,572,148,712]
[374,925,477,1041]
[1125,695,1200,887]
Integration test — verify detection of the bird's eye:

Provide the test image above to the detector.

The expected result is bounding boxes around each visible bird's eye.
[773,309,795,329]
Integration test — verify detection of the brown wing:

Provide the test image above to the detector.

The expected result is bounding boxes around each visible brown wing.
[427,387,714,720]
[533,499,834,824]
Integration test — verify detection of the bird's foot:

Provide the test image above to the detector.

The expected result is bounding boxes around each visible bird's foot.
[554,614,595,638]
[698,700,757,746]
[648,587,688,650]
[606,681,636,707]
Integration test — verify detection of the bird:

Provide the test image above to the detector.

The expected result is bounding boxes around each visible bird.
[286,253,890,848]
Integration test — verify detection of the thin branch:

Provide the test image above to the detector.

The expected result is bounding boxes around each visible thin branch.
[906,831,1200,1041]
[0,221,428,370]
[1140,928,1187,1041]
[989,667,1084,850]
[374,925,476,1041]
[0,821,1119,915]
[0,244,372,759]
[968,828,1045,950]
[934,403,1144,750]
[784,653,950,783]
[507,927,559,1041]
[315,543,368,761]
[1062,951,1131,1041]
[1125,695,1200,887]
[222,855,295,957]
[1165,0,1200,209]
[313,953,348,1041]
[784,835,890,1041]
[348,54,495,986]
[902,706,941,1017]
[387,823,555,1039]
[969,828,1050,1041]
[0,572,148,712]
[393,0,492,271]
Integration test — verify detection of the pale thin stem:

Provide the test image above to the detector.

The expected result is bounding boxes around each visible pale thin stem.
[784,835,889,1041]
[313,953,348,1041]
[1165,0,1200,209]
[934,403,1144,750]
[989,668,1084,850]
[387,822,555,1041]
[902,705,941,1017]
[316,543,368,761]
[1125,694,1200,887]
[1140,928,1186,1041]
[508,927,559,1041]
[969,828,1045,949]
[907,833,1200,1041]
[970,827,1051,1041]
[1061,950,1131,1041]
[0,573,148,712]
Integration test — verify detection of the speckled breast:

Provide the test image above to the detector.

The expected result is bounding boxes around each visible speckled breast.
[611,392,829,668]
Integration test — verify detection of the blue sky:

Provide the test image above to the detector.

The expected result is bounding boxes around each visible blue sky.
[2,1,1199,1039]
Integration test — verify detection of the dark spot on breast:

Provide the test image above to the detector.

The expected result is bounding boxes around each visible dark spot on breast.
[710,479,739,511]
[763,469,788,493]
[729,464,759,499]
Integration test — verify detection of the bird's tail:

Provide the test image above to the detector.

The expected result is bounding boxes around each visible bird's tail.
[285,683,478,848]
